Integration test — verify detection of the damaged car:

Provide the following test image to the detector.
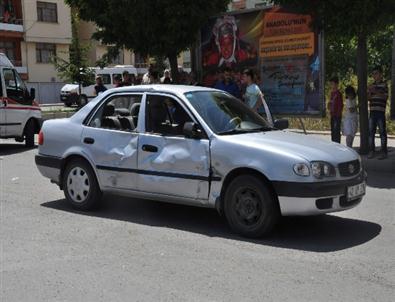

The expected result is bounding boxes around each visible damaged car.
[35,85,366,238]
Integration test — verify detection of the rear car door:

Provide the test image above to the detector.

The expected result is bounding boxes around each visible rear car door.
[82,93,143,190]
[0,70,5,136]
[137,93,210,200]
[2,68,32,137]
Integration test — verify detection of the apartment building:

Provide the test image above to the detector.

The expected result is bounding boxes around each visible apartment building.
[0,0,71,102]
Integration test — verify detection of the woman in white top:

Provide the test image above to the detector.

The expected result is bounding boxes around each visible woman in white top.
[342,86,359,148]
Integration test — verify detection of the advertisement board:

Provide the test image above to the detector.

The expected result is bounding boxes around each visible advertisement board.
[199,7,324,116]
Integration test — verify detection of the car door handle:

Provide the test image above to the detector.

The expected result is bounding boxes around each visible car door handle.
[142,144,158,152]
[83,137,95,144]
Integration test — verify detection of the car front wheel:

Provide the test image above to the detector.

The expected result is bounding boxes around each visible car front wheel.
[63,159,102,210]
[224,175,279,238]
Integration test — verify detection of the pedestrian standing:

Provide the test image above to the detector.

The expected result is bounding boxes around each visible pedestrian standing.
[242,69,262,111]
[342,86,358,148]
[242,69,273,125]
[368,67,388,159]
[94,76,107,96]
[328,77,343,143]
[214,67,241,99]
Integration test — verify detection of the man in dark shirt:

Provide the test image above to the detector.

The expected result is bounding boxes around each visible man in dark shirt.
[214,67,241,99]
[94,76,107,96]
[368,67,388,159]
[327,76,343,143]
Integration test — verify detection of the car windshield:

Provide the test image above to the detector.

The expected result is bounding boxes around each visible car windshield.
[185,91,272,135]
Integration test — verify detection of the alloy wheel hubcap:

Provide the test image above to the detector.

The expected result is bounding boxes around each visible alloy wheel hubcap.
[67,167,90,203]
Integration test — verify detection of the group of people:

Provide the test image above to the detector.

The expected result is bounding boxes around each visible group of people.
[328,66,388,159]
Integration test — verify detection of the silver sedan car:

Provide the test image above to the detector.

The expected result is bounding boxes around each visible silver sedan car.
[35,85,366,237]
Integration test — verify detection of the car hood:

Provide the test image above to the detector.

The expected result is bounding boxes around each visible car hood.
[61,84,79,92]
[219,130,359,164]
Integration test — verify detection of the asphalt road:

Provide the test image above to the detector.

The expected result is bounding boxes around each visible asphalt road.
[1,142,394,302]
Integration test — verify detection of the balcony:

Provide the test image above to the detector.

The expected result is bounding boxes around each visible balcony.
[0,0,23,32]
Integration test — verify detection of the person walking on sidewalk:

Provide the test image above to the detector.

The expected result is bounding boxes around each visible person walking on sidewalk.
[328,77,343,143]
[342,86,358,148]
[368,66,388,159]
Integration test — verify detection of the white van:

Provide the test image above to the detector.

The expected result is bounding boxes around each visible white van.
[60,65,138,107]
[0,53,41,147]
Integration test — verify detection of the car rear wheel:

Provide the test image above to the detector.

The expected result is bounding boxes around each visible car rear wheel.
[63,159,102,210]
[77,95,87,107]
[224,175,279,238]
[24,119,35,147]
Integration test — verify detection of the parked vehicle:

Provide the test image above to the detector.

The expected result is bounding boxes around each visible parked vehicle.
[60,65,138,107]
[0,53,41,147]
[36,85,366,237]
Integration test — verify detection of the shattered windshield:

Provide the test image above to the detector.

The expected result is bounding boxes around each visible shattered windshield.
[185,91,271,135]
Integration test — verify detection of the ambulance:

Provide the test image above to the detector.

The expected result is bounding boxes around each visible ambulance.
[0,53,41,147]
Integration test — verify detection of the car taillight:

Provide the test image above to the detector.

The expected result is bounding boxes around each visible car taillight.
[38,130,44,145]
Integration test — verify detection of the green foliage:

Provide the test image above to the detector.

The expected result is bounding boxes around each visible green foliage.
[52,11,94,85]
[325,25,394,81]
[95,46,120,69]
[65,0,230,81]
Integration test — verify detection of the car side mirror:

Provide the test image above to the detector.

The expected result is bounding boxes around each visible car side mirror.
[183,122,201,139]
[274,118,289,130]
[30,88,36,100]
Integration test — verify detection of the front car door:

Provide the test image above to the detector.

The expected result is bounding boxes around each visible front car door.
[82,93,143,191]
[137,93,210,201]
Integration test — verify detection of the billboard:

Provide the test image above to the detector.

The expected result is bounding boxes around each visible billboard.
[199,7,324,116]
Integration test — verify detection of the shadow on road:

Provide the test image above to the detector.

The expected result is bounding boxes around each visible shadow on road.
[0,143,36,156]
[366,170,395,189]
[42,195,381,253]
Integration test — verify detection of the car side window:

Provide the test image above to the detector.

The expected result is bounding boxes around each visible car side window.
[89,94,142,132]
[97,74,111,85]
[145,94,192,137]
[3,68,30,104]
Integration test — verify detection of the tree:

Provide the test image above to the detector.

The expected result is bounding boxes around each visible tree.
[274,0,395,153]
[52,10,94,88]
[392,29,395,120]
[65,0,229,83]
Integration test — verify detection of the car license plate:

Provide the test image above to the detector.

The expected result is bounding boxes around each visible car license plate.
[347,182,366,200]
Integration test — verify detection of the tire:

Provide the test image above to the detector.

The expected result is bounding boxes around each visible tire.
[24,119,35,147]
[77,95,87,107]
[224,175,279,238]
[63,159,102,210]
[64,101,72,107]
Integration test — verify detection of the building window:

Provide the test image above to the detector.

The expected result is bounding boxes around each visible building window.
[134,53,147,68]
[37,1,57,23]
[110,50,124,65]
[36,43,56,63]
[0,41,16,62]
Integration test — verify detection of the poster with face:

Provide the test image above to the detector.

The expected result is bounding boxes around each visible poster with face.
[200,7,323,116]
[201,11,262,87]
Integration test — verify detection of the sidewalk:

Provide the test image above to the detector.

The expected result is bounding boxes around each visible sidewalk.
[290,129,395,174]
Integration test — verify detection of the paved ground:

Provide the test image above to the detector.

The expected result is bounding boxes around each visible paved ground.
[1,141,394,302]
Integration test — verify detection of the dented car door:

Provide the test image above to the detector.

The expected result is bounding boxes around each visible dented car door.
[82,93,142,190]
[137,93,210,200]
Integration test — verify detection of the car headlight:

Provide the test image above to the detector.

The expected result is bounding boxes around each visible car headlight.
[311,161,336,178]
[293,163,310,176]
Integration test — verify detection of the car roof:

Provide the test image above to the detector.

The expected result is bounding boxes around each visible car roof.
[109,84,219,95]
